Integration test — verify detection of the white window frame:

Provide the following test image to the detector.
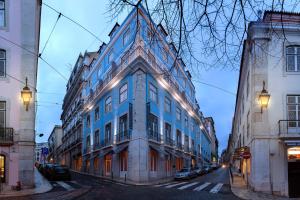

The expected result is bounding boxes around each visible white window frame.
[108,50,114,64]
[105,96,112,113]
[0,0,5,27]
[176,107,181,121]
[119,83,128,103]
[149,83,158,103]
[287,95,300,128]
[164,97,171,112]
[0,101,5,128]
[0,49,6,77]
[286,46,300,72]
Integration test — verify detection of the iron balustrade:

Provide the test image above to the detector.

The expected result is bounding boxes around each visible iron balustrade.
[165,137,174,146]
[101,138,113,147]
[148,130,161,142]
[278,120,300,135]
[0,128,13,145]
[176,142,183,150]
[116,130,131,143]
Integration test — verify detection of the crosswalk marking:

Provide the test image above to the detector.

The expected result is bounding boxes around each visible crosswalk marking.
[209,183,223,193]
[56,181,74,191]
[193,182,211,191]
[154,182,177,187]
[165,182,188,188]
[178,182,199,190]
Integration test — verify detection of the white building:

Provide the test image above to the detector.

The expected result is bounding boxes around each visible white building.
[0,0,41,191]
[35,142,48,164]
[231,11,300,198]
[47,125,63,164]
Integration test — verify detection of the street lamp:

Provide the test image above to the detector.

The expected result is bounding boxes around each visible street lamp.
[258,81,270,113]
[21,77,32,111]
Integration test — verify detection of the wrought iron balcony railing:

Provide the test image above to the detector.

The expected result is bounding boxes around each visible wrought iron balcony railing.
[0,128,13,145]
[164,137,174,146]
[116,130,132,143]
[148,130,161,142]
[176,142,183,150]
[101,138,113,147]
[278,120,300,136]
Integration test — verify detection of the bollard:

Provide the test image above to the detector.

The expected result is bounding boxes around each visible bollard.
[111,172,114,180]
[125,174,127,182]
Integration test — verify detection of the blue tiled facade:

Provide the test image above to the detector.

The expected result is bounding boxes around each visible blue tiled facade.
[79,5,213,182]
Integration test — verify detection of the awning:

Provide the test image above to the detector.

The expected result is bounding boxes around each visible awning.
[284,140,300,146]
[115,143,129,154]
[99,148,114,157]
[149,144,168,155]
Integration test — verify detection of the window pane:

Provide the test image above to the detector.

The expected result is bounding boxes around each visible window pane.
[287,55,295,71]
[0,10,4,27]
[287,47,295,54]
[0,110,4,127]
[0,50,5,59]
[287,96,296,104]
[288,111,297,120]
[0,102,5,110]
[297,47,300,54]
[298,56,300,71]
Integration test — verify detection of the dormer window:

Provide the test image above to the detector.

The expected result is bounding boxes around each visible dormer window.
[286,46,300,72]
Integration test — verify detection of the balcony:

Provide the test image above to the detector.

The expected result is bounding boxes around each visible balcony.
[278,120,300,139]
[176,143,183,150]
[0,128,13,145]
[116,130,131,144]
[84,45,197,117]
[148,130,161,143]
[164,137,174,147]
[101,138,113,148]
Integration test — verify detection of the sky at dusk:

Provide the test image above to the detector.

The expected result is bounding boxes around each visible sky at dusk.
[36,0,239,154]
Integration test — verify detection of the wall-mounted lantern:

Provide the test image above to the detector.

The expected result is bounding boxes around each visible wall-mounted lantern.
[258,81,270,113]
[21,77,32,111]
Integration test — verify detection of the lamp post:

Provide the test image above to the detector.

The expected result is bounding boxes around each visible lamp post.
[21,77,32,111]
[258,81,270,113]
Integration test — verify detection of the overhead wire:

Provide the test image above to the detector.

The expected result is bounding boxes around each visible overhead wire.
[42,2,103,43]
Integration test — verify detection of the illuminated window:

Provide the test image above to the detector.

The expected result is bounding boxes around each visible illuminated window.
[105,96,112,112]
[149,83,158,103]
[119,83,128,103]
[0,49,6,77]
[288,147,300,161]
[286,46,300,72]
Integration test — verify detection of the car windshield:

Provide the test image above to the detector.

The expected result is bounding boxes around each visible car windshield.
[54,166,68,173]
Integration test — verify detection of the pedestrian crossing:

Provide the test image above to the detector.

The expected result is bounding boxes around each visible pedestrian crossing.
[153,181,228,194]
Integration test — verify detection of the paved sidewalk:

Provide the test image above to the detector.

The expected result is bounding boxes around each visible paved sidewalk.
[229,169,299,200]
[71,170,174,186]
[0,167,53,197]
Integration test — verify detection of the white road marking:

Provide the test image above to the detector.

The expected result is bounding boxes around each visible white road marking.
[209,183,223,193]
[56,181,74,191]
[154,182,177,187]
[165,182,188,188]
[178,182,199,190]
[193,182,211,191]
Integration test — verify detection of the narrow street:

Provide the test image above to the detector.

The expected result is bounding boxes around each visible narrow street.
[1,167,240,200]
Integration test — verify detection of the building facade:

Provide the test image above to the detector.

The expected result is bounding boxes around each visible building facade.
[0,0,41,190]
[35,142,48,164]
[205,117,218,165]
[80,5,213,183]
[47,125,63,164]
[60,51,98,171]
[230,11,300,198]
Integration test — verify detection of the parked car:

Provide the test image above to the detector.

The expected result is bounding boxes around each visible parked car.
[48,165,71,181]
[203,166,213,174]
[175,168,197,180]
[42,163,55,178]
[192,166,205,176]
